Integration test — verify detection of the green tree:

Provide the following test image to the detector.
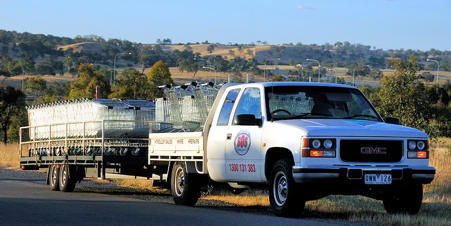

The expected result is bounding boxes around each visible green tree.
[45,81,70,99]
[36,58,64,75]
[0,85,26,143]
[355,58,370,77]
[147,60,173,86]
[207,44,215,53]
[18,57,35,74]
[68,64,111,99]
[237,45,243,56]
[369,69,383,81]
[378,56,436,137]
[246,49,254,58]
[109,67,153,99]
[178,58,199,77]
[7,61,23,76]
[26,76,47,97]
[228,50,235,57]
[271,74,284,82]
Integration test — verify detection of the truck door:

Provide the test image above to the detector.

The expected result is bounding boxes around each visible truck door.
[225,87,263,182]
[206,88,241,182]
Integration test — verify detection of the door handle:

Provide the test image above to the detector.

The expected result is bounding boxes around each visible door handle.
[227,133,232,140]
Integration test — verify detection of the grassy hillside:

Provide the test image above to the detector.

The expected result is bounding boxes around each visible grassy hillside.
[57,42,103,54]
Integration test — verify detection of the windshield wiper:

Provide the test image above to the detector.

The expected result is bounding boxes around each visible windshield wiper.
[344,115,379,120]
[289,113,334,119]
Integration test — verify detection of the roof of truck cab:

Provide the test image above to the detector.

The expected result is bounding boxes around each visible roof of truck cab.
[225,82,358,90]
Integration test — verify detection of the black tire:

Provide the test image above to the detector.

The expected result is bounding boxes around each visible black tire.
[49,165,60,191]
[171,162,201,206]
[59,165,76,192]
[383,184,423,215]
[269,159,305,218]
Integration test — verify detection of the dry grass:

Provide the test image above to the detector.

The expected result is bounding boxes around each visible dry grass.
[0,143,20,169]
[425,141,451,194]
[203,188,270,206]
[0,73,76,89]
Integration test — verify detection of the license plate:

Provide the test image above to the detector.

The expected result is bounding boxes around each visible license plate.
[364,174,392,185]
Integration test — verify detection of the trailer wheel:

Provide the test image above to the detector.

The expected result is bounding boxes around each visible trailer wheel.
[383,184,423,215]
[269,158,305,218]
[49,165,60,191]
[59,165,76,192]
[171,162,200,206]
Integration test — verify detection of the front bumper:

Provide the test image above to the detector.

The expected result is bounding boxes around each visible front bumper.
[292,165,435,184]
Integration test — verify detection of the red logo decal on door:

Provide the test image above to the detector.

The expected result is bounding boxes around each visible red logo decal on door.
[234,131,251,155]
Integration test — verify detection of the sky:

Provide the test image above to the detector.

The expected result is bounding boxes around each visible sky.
[0,0,450,51]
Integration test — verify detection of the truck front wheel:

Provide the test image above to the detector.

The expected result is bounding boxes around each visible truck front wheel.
[383,183,423,215]
[171,162,201,206]
[269,159,305,218]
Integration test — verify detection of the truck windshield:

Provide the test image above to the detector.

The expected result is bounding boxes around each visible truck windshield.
[265,86,382,122]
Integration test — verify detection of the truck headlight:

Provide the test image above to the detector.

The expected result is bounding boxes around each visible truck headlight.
[417,141,425,150]
[408,141,416,150]
[312,139,321,148]
[324,139,333,149]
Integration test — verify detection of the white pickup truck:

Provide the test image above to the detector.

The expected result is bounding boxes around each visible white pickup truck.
[20,82,435,218]
[150,82,435,217]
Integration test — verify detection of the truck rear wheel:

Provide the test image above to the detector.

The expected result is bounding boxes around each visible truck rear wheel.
[171,162,200,206]
[49,165,60,191]
[269,159,305,218]
[59,165,76,192]
[383,184,423,215]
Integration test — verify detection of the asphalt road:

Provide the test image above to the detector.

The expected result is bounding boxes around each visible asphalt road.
[0,178,349,226]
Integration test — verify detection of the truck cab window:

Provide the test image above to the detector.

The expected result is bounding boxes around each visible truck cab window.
[233,88,261,124]
[217,89,240,126]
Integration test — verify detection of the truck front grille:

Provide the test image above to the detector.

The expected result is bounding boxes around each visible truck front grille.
[340,140,403,163]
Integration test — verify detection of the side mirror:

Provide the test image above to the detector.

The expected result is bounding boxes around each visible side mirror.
[234,114,261,126]
[385,117,401,125]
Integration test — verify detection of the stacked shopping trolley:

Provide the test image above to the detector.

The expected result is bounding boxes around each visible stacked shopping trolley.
[26,98,155,140]
[155,82,221,132]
